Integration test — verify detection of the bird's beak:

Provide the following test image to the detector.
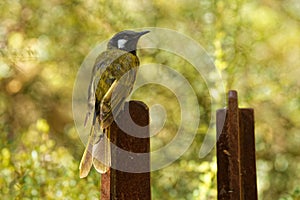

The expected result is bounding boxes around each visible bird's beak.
[137,30,150,37]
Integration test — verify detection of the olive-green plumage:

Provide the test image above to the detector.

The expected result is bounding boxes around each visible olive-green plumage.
[79,30,149,178]
[94,50,139,128]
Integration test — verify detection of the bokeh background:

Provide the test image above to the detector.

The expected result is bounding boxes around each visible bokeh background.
[1,0,300,199]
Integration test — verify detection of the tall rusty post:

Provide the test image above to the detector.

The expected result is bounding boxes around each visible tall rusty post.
[217,90,258,200]
[101,101,151,200]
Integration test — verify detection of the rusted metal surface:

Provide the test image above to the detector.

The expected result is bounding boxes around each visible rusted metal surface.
[217,90,257,200]
[101,100,150,200]
[239,108,257,199]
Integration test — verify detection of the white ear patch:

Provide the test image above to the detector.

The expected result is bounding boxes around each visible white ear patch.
[117,39,127,49]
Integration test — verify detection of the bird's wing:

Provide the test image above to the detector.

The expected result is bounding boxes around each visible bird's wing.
[84,51,116,127]
[110,66,138,119]
[99,52,139,128]
[98,79,117,128]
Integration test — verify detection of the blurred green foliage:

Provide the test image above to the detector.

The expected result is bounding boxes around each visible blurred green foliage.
[1,0,300,199]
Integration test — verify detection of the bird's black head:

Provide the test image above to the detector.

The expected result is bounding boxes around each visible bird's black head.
[107,30,149,54]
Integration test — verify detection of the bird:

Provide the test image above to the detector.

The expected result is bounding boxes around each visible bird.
[79,30,149,178]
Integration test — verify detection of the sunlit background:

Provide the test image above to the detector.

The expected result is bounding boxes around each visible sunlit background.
[1,0,300,199]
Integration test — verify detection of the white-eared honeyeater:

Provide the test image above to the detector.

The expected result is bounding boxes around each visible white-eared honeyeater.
[79,30,149,178]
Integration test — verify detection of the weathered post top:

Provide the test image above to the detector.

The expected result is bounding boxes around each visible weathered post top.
[101,100,151,200]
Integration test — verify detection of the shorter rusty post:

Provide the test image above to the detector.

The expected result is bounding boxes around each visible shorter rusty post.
[216,90,257,200]
[101,101,150,200]
[217,91,241,199]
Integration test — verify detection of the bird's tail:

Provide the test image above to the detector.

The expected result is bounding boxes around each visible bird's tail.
[79,124,95,178]
[80,111,111,178]
[93,127,111,174]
